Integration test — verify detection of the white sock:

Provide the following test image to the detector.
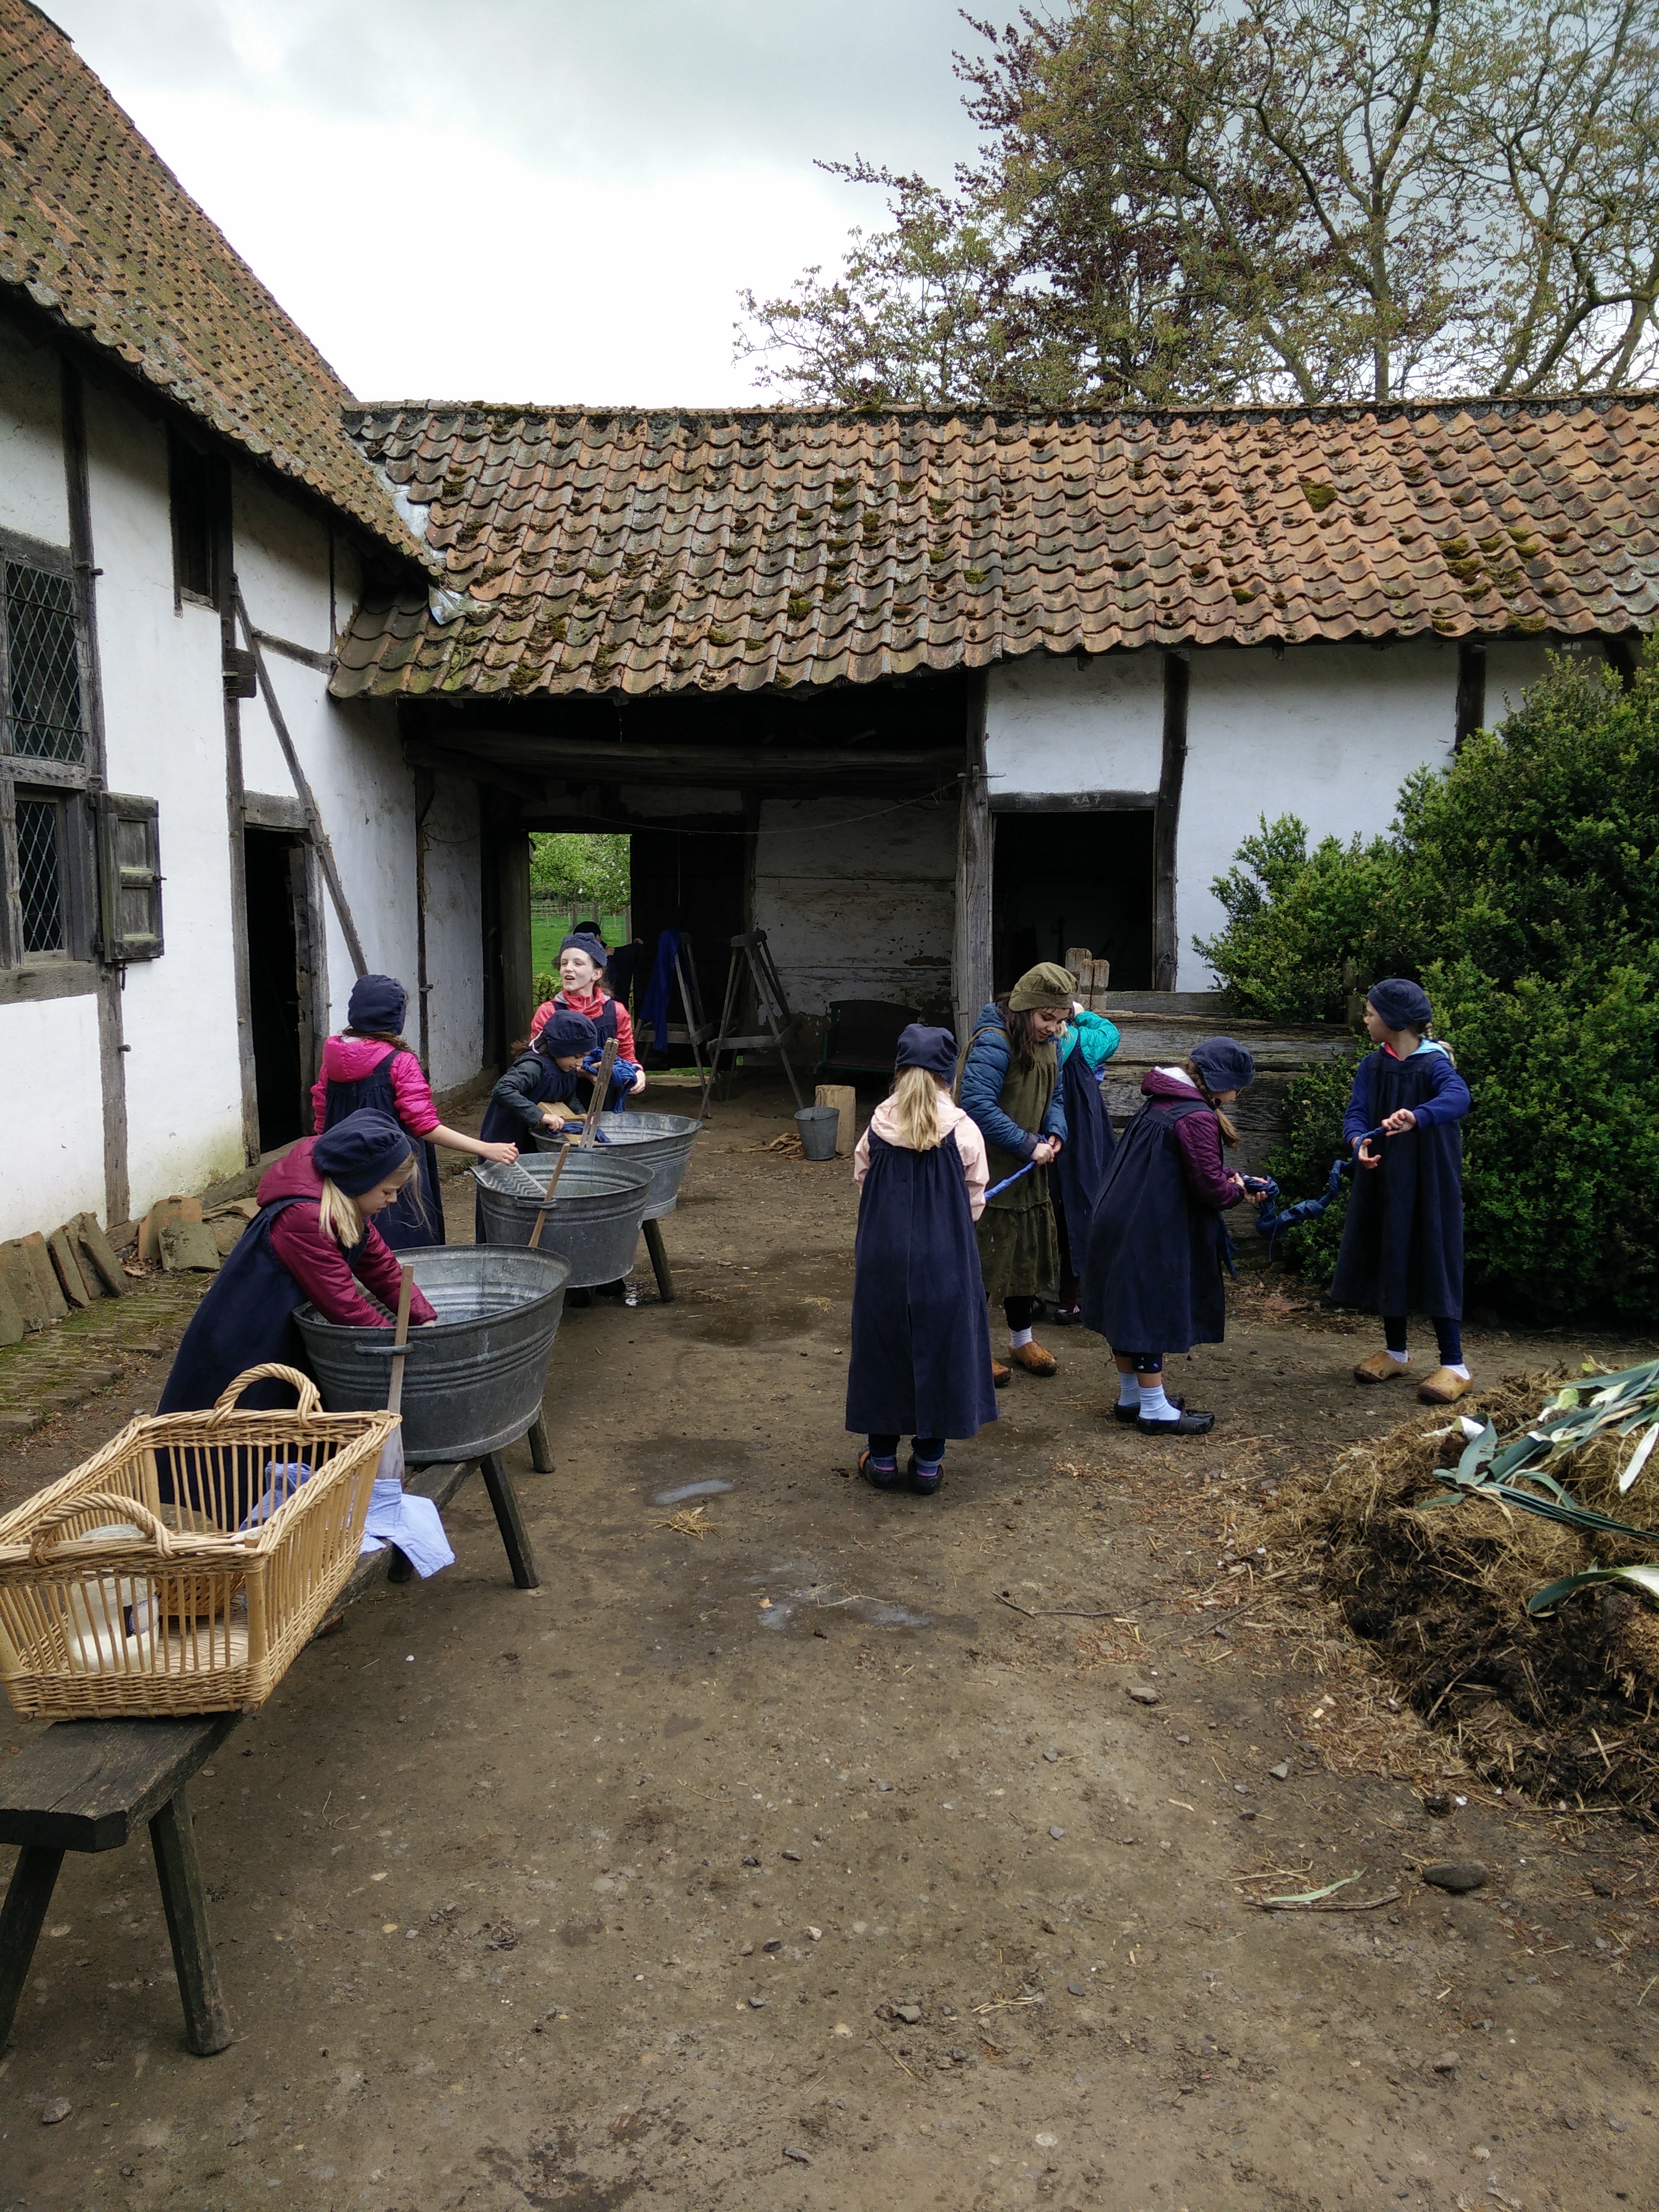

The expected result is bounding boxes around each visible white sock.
[1444,1363,1471,1379]
[1010,1327,1034,1351]
[1138,1380,1174,1421]
[1117,1372,1140,1408]
[1385,1348,1410,1365]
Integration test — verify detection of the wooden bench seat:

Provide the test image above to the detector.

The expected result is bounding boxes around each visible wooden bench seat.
[0,1446,539,2055]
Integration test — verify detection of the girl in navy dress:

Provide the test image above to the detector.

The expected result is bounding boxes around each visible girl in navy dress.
[313,974,520,1250]
[159,1109,437,1418]
[1082,1037,1263,1436]
[1330,976,1473,1404]
[845,1025,997,1496]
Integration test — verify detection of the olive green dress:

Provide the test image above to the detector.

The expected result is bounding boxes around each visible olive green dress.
[958,1026,1060,1302]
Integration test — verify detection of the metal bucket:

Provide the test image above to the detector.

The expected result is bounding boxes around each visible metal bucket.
[794,1105,840,1161]
[472,1152,652,1287]
[294,1246,570,1465]
[532,1110,702,1219]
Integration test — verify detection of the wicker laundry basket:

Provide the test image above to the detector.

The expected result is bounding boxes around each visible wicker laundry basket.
[0,1364,393,1719]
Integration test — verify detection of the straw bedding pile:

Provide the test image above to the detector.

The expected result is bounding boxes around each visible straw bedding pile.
[1268,1372,1659,1823]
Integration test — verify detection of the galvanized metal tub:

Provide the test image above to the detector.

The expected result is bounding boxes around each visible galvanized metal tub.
[472,1152,652,1287]
[294,1246,570,1465]
[532,1110,702,1219]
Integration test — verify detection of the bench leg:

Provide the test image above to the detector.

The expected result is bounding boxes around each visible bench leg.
[527,1413,554,1473]
[642,1218,675,1304]
[149,1792,232,2056]
[0,1843,63,2047]
[479,1451,540,1590]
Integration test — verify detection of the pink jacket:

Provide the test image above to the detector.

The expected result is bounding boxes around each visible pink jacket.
[530,987,637,1063]
[853,1092,990,1219]
[311,1037,440,1138]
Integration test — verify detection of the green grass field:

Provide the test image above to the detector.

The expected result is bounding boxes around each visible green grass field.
[530,910,630,976]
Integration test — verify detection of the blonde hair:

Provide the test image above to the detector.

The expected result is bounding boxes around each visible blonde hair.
[318,1155,415,1247]
[1179,1059,1241,1147]
[891,1065,945,1151]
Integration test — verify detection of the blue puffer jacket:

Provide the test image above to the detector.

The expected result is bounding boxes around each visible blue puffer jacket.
[1058,1006,1120,1074]
[958,1001,1068,1160]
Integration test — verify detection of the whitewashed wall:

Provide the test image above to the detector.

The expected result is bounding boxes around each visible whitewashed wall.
[0,326,485,1244]
[752,794,956,1023]
[1179,639,1459,985]
[87,381,248,1212]
[0,315,104,1237]
[985,651,1165,798]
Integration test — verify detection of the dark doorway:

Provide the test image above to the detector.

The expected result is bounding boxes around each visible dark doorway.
[244,827,307,1150]
[629,818,750,1061]
[992,809,1156,993]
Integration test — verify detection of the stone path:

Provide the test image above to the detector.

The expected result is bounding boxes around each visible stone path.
[0,1272,207,1438]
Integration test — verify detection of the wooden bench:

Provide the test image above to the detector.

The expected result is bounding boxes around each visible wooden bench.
[0,1447,538,2055]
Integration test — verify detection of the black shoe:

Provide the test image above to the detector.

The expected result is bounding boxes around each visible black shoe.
[857,1451,902,1491]
[592,1278,629,1303]
[1113,1393,1184,1425]
[906,1453,944,1497]
[1050,1304,1083,1327]
[1135,1407,1214,1436]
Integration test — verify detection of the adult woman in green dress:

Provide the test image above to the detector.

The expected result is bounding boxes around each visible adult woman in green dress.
[956,963,1072,1386]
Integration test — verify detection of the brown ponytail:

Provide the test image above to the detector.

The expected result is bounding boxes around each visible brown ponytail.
[1180,1058,1240,1146]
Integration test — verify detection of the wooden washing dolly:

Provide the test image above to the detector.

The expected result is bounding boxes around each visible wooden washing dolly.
[0,1448,537,2056]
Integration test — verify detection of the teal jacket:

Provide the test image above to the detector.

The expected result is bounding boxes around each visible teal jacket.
[1058,1007,1120,1074]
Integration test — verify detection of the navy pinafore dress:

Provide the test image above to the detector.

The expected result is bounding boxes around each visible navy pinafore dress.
[844,1130,999,1442]
[1054,1047,1115,1269]
[1328,1050,1464,1318]
[322,1049,443,1252]
[1082,1096,1228,1355]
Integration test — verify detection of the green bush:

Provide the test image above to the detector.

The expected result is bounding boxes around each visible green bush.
[1260,1052,1359,1282]
[1224,646,1659,1322]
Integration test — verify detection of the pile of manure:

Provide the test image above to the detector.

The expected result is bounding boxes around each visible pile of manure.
[1268,1369,1659,1824]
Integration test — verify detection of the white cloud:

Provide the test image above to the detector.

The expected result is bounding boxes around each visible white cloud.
[47,0,983,404]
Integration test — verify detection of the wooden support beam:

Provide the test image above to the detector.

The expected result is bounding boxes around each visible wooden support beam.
[953,668,992,1042]
[1153,652,1189,993]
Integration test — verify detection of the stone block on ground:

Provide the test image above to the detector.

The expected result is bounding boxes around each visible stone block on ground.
[0,1264,23,1345]
[140,1195,204,1263]
[47,1226,95,1306]
[0,1242,41,1334]
[20,1231,67,1320]
[73,1212,129,1297]
[210,1216,246,1256]
[158,1218,222,1273]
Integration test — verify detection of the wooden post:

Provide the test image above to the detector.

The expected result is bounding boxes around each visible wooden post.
[1153,653,1189,992]
[0,1844,63,2047]
[148,1793,232,2055]
[479,1452,539,1589]
[954,669,993,1041]
[814,1083,856,1157]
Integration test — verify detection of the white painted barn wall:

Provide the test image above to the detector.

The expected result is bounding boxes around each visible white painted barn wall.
[1179,639,1457,986]
[752,794,956,1024]
[984,652,1165,797]
[0,316,104,1238]
[1486,638,1555,720]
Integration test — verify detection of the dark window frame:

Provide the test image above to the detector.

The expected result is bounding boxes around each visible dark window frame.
[169,429,227,610]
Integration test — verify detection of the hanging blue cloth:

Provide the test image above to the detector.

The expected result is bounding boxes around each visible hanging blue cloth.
[1082,1097,1227,1354]
[1329,1048,1468,1317]
[640,929,681,1053]
[321,1053,444,1251]
[845,1130,999,1441]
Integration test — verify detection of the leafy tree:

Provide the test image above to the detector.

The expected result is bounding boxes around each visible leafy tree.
[740,0,1659,406]
[528,833,630,911]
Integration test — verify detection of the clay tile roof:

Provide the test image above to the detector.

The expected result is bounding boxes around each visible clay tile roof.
[332,395,1659,700]
[0,0,423,562]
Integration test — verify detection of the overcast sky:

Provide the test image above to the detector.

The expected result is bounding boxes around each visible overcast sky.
[48,0,984,406]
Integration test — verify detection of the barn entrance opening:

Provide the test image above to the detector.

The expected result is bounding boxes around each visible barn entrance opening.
[242,826,308,1150]
[991,808,1156,994]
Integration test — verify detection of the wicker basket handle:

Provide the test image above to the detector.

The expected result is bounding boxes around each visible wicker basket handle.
[211,1363,321,1417]
[27,1491,176,1566]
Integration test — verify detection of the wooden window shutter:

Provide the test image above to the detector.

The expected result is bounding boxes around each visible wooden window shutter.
[95,792,164,960]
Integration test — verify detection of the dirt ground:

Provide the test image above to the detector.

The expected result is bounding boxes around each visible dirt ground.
[2,1075,1656,2212]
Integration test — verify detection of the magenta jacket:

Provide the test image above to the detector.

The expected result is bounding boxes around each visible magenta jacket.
[311,1036,440,1138]
[261,1142,437,1328]
[1140,1067,1243,1210]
